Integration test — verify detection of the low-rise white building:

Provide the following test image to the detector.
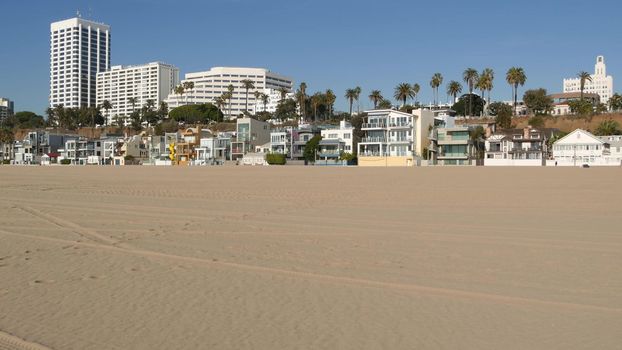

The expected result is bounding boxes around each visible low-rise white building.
[552,129,622,166]
[251,88,296,114]
[96,62,180,124]
[484,127,553,166]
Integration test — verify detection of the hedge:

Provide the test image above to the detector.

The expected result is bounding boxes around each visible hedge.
[266,153,286,165]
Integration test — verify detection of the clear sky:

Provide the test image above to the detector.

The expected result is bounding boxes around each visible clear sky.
[0,0,620,116]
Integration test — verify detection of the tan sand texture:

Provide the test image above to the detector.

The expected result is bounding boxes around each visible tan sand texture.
[0,166,621,349]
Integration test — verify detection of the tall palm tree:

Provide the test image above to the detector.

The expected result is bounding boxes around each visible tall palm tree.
[174,85,185,105]
[240,79,255,113]
[298,82,307,119]
[325,89,336,118]
[394,83,414,107]
[446,81,463,104]
[412,83,421,104]
[253,90,262,113]
[261,93,269,113]
[311,93,323,122]
[128,97,138,112]
[368,90,383,109]
[481,68,494,113]
[100,100,112,126]
[214,96,226,115]
[577,71,592,101]
[182,81,195,104]
[278,87,289,101]
[463,68,479,116]
[430,73,443,106]
[354,86,362,114]
[227,84,235,118]
[506,67,527,115]
[345,88,357,116]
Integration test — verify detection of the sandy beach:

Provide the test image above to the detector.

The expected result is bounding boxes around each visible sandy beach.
[0,166,620,349]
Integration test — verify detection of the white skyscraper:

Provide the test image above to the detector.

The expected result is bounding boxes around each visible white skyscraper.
[50,17,110,109]
[563,56,614,105]
[96,62,180,124]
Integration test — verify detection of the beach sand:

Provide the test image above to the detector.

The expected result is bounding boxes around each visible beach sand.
[0,166,620,349]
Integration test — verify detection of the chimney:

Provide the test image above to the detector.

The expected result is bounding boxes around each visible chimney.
[523,126,529,139]
[485,126,492,138]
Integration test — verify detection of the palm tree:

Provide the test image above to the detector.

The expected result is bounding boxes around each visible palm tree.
[412,83,420,104]
[345,88,357,116]
[261,93,269,113]
[368,90,383,109]
[182,81,195,104]
[311,93,323,122]
[127,97,138,125]
[174,85,185,105]
[506,67,527,115]
[278,87,289,101]
[354,86,362,114]
[481,68,494,113]
[252,90,263,114]
[214,96,226,114]
[577,71,592,101]
[394,83,414,107]
[227,84,235,118]
[298,82,307,119]
[240,79,255,113]
[100,100,112,126]
[325,89,336,118]
[446,81,462,104]
[430,73,443,106]
[463,68,479,116]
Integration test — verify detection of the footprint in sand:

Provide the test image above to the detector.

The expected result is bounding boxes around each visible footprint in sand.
[31,279,55,285]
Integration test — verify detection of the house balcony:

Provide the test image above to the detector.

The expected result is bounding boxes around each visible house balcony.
[387,137,412,143]
[388,122,412,129]
[362,122,387,129]
[318,151,340,158]
[438,152,469,160]
[360,136,386,143]
[359,151,387,157]
[508,147,543,153]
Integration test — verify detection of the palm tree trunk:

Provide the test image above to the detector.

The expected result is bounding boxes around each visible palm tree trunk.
[514,84,518,115]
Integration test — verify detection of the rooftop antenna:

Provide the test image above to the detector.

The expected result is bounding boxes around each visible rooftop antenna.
[88,7,93,20]
[76,10,81,18]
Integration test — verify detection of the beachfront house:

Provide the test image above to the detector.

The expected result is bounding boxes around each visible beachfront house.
[484,127,554,166]
[318,120,354,165]
[232,117,271,160]
[358,110,415,166]
[552,129,622,166]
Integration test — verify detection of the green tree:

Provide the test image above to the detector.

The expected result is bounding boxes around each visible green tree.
[311,93,323,122]
[594,119,622,135]
[378,99,392,109]
[446,81,463,105]
[0,128,14,160]
[174,85,185,104]
[430,73,443,105]
[157,101,168,122]
[260,93,269,114]
[241,79,255,113]
[506,67,527,115]
[577,71,592,101]
[488,102,513,129]
[523,88,553,116]
[297,82,307,119]
[394,83,414,107]
[463,68,479,116]
[354,86,362,114]
[451,94,485,117]
[182,81,195,104]
[568,99,593,116]
[412,83,420,103]
[325,89,336,118]
[2,111,45,129]
[169,104,224,124]
[303,135,321,163]
[100,100,112,126]
[481,68,494,110]
[45,107,57,127]
[345,88,357,116]
[274,98,298,121]
[528,115,545,128]
[608,93,622,111]
[368,90,383,109]
[128,97,138,113]
[227,84,235,118]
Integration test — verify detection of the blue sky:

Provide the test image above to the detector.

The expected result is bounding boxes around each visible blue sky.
[0,0,620,115]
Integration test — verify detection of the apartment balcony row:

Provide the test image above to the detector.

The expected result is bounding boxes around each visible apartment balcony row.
[362,122,387,129]
[360,137,386,143]
[437,152,469,159]
[508,147,543,153]
[387,122,412,128]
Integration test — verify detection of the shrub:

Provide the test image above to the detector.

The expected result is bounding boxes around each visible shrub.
[266,153,286,165]
[60,159,72,165]
[2,159,10,165]
[528,115,545,128]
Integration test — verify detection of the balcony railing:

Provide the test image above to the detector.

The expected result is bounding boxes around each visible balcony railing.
[509,147,543,153]
[388,137,412,143]
[362,122,387,129]
[388,122,412,128]
[361,137,386,143]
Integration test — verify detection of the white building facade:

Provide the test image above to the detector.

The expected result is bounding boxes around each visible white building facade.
[50,17,110,109]
[164,67,293,119]
[563,56,614,105]
[552,129,622,166]
[250,88,296,114]
[96,62,179,123]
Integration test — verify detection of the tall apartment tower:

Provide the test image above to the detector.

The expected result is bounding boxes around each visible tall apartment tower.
[50,17,110,109]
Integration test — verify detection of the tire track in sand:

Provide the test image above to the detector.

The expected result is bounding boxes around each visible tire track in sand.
[1,228,620,315]
[0,330,50,350]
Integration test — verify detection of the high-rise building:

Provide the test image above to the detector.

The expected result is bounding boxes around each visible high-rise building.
[563,56,614,105]
[164,67,293,119]
[96,62,180,124]
[0,97,14,122]
[50,17,110,109]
